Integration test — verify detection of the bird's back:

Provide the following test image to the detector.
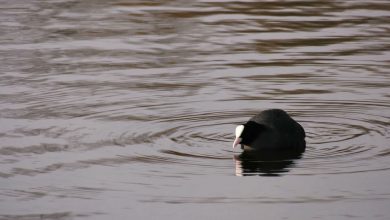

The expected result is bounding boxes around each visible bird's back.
[247,109,305,152]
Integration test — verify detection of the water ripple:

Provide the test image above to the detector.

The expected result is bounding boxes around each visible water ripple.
[1,0,390,218]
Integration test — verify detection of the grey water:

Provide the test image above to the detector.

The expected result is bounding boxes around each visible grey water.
[1,0,390,219]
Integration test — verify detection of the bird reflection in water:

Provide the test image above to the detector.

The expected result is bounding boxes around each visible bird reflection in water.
[234,150,302,176]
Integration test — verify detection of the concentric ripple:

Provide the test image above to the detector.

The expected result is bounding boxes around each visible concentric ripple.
[1,0,390,219]
[97,100,390,176]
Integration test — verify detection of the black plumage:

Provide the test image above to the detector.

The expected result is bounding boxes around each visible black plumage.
[234,109,306,153]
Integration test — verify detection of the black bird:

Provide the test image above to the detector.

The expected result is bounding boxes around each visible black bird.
[233,109,306,153]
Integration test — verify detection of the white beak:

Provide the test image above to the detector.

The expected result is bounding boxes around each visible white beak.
[233,137,242,149]
[233,125,245,149]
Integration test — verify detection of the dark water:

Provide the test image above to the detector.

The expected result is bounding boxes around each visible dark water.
[1,0,390,219]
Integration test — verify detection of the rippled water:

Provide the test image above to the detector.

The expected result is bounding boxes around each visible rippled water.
[1,0,390,219]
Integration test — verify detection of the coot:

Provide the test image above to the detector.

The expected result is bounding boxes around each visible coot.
[233,109,306,153]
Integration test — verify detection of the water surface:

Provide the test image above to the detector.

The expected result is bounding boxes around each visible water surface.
[1,0,390,219]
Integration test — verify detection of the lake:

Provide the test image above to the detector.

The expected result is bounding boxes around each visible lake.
[1,0,390,219]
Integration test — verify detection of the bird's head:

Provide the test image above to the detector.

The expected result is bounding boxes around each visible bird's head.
[233,121,265,149]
